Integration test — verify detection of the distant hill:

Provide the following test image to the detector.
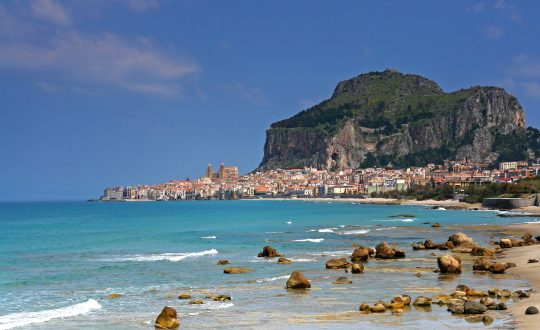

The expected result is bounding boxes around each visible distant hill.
[258,69,540,170]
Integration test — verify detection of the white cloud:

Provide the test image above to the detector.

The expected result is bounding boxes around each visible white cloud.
[482,25,504,40]
[520,82,540,97]
[0,31,199,96]
[503,54,540,98]
[221,81,266,105]
[31,0,72,26]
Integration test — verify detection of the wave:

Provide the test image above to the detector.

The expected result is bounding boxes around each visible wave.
[524,221,540,224]
[288,258,316,262]
[111,249,218,262]
[256,275,289,283]
[340,229,370,235]
[375,226,396,231]
[201,236,216,239]
[286,221,292,224]
[293,238,324,243]
[0,299,101,330]
[435,207,447,210]
[318,228,337,233]
[264,231,284,234]
[401,219,414,222]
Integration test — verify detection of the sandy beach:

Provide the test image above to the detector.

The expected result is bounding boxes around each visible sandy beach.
[497,223,540,329]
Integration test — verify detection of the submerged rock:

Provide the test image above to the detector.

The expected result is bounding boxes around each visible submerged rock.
[213,295,232,301]
[286,271,311,289]
[216,259,230,265]
[437,255,462,274]
[178,293,191,300]
[223,267,252,274]
[105,293,122,298]
[188,299,204,305]
[277,257,292,264]
[155,306,179,329]
[332,276,352,284]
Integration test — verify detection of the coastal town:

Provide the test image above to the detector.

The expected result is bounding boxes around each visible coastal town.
[100,160,540,202]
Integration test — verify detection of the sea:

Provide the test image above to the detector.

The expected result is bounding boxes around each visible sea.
[1,200,539,329]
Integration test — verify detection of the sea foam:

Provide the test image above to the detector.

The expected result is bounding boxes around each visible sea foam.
[0,299,101,330]
[112,249,218,262]
[201,236,217,239]
[256,275,290,283]
[318,228,337,233]
[293,238,324,243]
[340,229,370,235]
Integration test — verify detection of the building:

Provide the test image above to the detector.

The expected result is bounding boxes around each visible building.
[500,162,518,171]
[217,163,239,179]
[206,163,214,178]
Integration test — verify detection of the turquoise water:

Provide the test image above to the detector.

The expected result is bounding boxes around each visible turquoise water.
[0,200,537,329]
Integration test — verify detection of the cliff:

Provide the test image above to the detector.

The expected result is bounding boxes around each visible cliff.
[258,69,536,170]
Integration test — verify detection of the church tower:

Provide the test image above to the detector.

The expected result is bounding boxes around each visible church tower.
[206,163,214,178]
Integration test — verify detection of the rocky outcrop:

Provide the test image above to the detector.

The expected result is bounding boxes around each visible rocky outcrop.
[375,242,405,259]
[257,246,282,258]
[437,255,462,274]
[223,267,252,274]
[258,69,530,171]
[326,258,351,269]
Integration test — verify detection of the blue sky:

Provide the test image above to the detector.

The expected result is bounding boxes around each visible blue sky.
[1,0,540,201]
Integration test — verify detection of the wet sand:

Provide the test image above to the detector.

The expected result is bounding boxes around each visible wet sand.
[498,223,540,329]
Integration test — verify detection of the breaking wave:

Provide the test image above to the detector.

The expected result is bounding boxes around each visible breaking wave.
[110,249,218,262]
[256,275,290,283]
[201,236,217,239]
[293,238,324,243]
[0,299,101,330]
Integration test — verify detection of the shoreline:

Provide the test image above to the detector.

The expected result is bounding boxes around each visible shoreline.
[497,223,540,329]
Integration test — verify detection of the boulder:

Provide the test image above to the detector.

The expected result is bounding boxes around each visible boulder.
[188,299,204,305]
[488,262,507,274]
[216,259,229,265]
[155,306,179,329]
[506,262,517,268]
[497,302,508,310]
[213,295,232,301]
[515,290,531,298]
[351,247,370,262]
[359,303,370,312]
[351,263,364,274]
[448,232,474,246]
[375,242,405,259]
[482,315,493,325]
[510,239,524,247]
[464,300,487,314]
[528,259,539,263]
[432,294,452,305]
[523,233,535,246]
[413,296,432,306]
[447,300,465,314]
[499,238,512,248]
[431,223,441,228]
[412,242,425,250]
[277,257,291,264]
[332,276,352,284]
[455,284,470,292]
[370,304,386,313]
[470,246,494,257]
[437,255,462,274]
[525,306,539,315]
[451,291,467,298]
[473,258,491,271]
[424,240,437,249]
[388,302,404,309]
[178,293,191,300]
[257,246,282,258]
[223,267,252,274]
[286,271,311,289]
[479,297,494,306]
[497,289,512,298]
[325,258,351,269]
[467,289,488,297]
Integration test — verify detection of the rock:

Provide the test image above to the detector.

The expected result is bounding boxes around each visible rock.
[424,240,437,249]
[257,245,282,258]
[178,293,191,300]
[467,289,488,297]
[447,300,465,314]
[213,295,231,301]
[499,238,512,248]
[525,306,539,315]
[456,284,470,292]
[449,232,474,246]
[402,295,412,306]
[482,315,493,325]
[188,299,204,305]
[412,242,426,250]
[105,293,122,298]
[375,241,405,259]
[359,303,370,312]
[451,291,467,298]
[433,294,452,305]
[351,263,364,274]
[452,246,473,253]
[510,239,524,247]
[351,247,370,262]
[325,258,351,269]
[391,295,410,305]
[413,296,432,306]
[415,272,422,277]
[497,302,508,310]
[464,300,487,314]
[223,267,252,274]
[515,290,531,298]
[370,304,386,313]
[277,257,291,264]
[497,289,512,298]
[528,259,539,263]
[388,302,404,309]
[523,233,535,246]
[506,262,517,268]
[473,258,491,271]
[489,262,507,274]
[286,271,311,289]
[437,255,462,274]
[479,297,494,306]
[216,259,229,265]
[155,306,179,329]
[471,246,494,257]
[431,223,441,228]
[488,288,499,296]
[332,276,352,284]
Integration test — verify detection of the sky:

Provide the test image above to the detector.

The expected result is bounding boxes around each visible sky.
[1,0,540,201]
